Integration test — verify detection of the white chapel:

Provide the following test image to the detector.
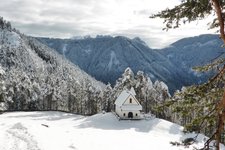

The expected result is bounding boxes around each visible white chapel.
[114,87,142,119]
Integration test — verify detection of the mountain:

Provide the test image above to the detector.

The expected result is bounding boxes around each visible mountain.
[159,34,225,82]
[0,18,104,114]
[0,111,217,150]
[37,34,223,93]
[37,36,190,92]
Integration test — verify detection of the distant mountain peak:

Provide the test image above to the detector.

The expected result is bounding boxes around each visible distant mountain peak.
[132,37,147,45]
[71,35,92,40]
[37,33,224,93]
[37,35,183,92]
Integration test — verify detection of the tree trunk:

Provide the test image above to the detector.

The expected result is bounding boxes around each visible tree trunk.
[214,89,225,150]
[211,0,225,149]
[211,0,225,43]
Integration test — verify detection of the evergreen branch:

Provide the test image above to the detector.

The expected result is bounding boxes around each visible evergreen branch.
[203,112,225,150]
[193,58,225,72]
[206,64,225,86]
[211,0,225,44]
[150,0,213,30]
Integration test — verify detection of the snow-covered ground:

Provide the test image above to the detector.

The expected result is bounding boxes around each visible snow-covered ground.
[0,111,223,150]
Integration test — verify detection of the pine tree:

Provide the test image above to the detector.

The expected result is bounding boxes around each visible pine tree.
[0,65,6,111]
[102,83,112,112]
[151,0,225,149]
[0,17,106,115]
[112,68,171,115]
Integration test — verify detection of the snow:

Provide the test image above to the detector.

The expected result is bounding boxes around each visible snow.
[115,89,138,106]
[108,51,119,70]
[84,45,92,54]
[0,66,5,75]
[130,87,136,96]
[115,90,130,106]
[24,43,46,72]
[159,81,169,91]
[0,102,7,111]
[62,44,68,56]
[0,111,223,150]
[0,29,20,49]
[6,31,21,48]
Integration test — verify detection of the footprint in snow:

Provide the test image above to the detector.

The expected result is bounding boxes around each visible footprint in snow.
[2,123,40,150]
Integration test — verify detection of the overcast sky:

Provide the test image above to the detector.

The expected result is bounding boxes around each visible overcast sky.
[0,0,216,48]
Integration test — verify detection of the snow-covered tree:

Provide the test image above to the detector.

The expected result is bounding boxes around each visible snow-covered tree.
[101,83,112,112]
[0,17,105,115]
[0,65,6,111]
[151,1,225,148]
[113,67,135,97]
[112,67,171,115]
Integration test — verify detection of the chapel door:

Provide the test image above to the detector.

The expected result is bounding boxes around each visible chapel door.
[128,112,133,118]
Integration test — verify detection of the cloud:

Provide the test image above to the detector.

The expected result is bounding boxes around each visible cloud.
[0,0,215,48]
[11,22,84,38]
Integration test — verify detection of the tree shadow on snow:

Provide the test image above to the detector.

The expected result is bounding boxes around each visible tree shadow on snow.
[76,113,162,133]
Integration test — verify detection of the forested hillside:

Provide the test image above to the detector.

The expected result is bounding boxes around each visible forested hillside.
[0,17,170,116]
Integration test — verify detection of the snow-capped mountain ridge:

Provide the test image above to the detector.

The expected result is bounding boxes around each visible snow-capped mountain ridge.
[37,34,222,92]
[38,35,183,92]
[159,34,224,82]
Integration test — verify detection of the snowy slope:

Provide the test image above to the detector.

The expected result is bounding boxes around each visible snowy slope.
[0,111,223,150]
[0,19,105,114]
